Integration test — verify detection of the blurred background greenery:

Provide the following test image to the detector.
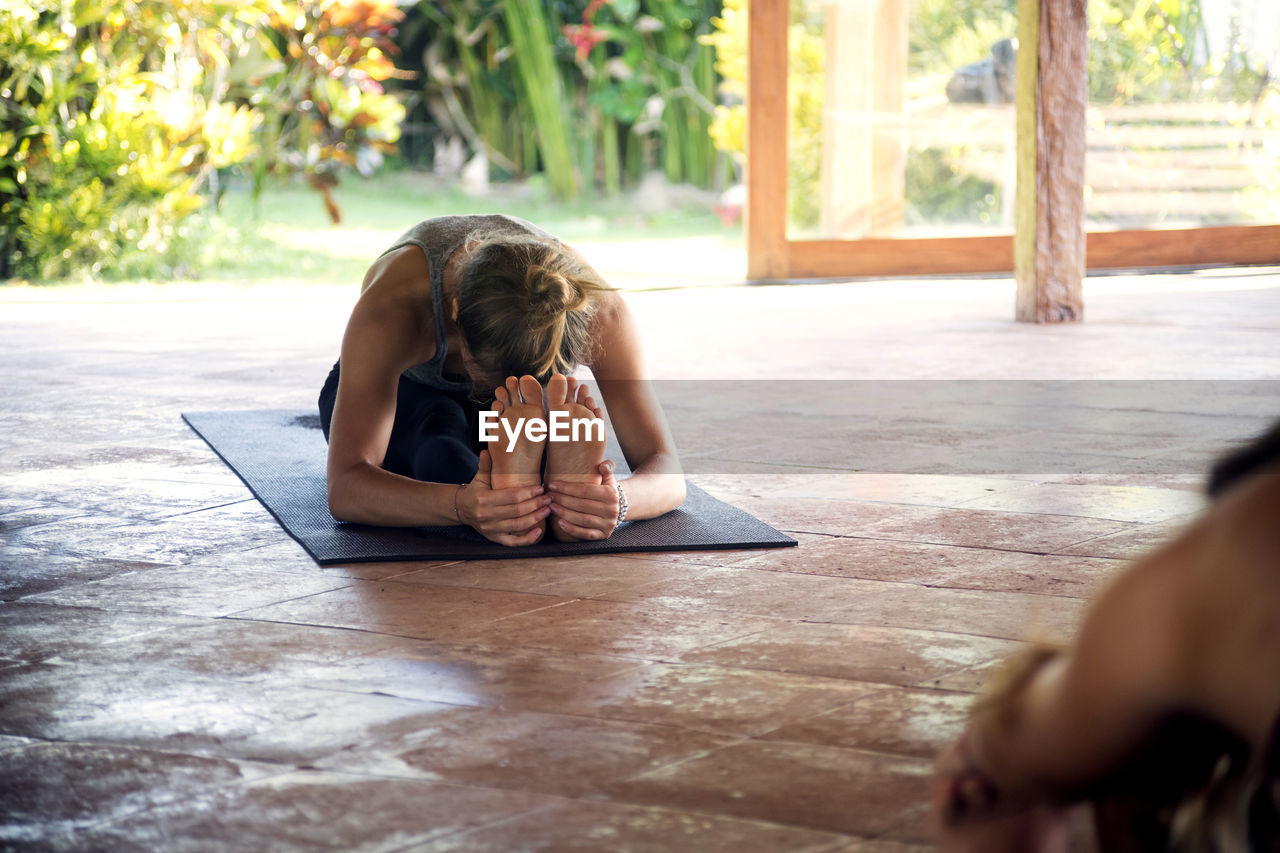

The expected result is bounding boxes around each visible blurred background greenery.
[1,0,733,283]
[3,0,1277,283]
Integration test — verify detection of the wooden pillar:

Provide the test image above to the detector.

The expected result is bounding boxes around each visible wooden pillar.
[746,0,789,280]
[819,0,907,238]
[1015,0,1087,322]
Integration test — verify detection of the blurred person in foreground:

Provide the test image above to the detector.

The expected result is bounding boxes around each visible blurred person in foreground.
[933,421,1280,852]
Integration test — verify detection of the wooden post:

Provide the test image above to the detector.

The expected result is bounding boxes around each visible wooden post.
[1015,0,1087,322]
[819,0,907,238]
[746,0,789,280]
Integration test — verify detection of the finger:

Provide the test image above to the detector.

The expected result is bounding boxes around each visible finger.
[468,491,544,528]
[485,496,552,528]
[494,524,545,547]
[480,483,546,508]
[549,502,613,530]
[549,491,614,517]
[598,460,618,486]
[494,505,552,533]
[548,491,615,516]
[505,493,553,518]
[476,501,550,534]
[547,480,613,500]
[472,449,493,489]
[555,517,610,541]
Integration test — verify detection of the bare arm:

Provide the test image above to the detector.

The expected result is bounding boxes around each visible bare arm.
[588,290,686,519]
[969,549,1192,797]
[326,250,549,543]
[935,475,1280,848]
[968,472,1280,797]
[538,287,684,540]
[325,255,460,526]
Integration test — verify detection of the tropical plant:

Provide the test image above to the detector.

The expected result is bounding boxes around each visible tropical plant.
[397,0,728,200]
[247,0,408,222]
[0,1,263,280]
[1,0,412,281]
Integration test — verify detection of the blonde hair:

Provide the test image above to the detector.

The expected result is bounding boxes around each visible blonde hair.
[455,229,614,394]
[455,232,612,396]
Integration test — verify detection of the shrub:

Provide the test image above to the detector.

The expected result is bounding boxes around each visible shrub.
[0,0,407,282]
[0,2,263,280]
[397,0,727,199]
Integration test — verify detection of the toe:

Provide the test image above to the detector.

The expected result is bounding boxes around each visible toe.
[545,373,568,408]
[504,376,520,403]
[519,374,545,408]
[493,386,509,412]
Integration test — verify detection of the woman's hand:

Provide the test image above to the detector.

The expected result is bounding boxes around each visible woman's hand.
[547,459,621,541]
[457,449,552,546]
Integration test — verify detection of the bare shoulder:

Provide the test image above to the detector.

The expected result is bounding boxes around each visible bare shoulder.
[1181,473,1280,629]
[1100,475,1280,736]
[590,286,628,327]
[362,245,430,295]
[586,289,638,365]
[345,245,435,370]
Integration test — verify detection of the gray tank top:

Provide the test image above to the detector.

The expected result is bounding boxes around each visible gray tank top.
[378,214,557,392]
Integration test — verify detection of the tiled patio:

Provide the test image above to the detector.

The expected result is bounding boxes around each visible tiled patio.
[2,267,1278,850]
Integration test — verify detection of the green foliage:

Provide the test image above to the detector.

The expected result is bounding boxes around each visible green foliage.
[501,0,576,198]
[910,0,1278,106]
[702,0,1278,231]
[251,0,407,219]
[0,1,257,280]
[400,0,727,200]
[1,0,411,281]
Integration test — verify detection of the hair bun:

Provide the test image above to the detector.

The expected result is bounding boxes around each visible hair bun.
[529,266,588,315]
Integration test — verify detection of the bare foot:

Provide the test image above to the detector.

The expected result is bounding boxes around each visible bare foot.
[490,375,547,495]
[544,374,606,542]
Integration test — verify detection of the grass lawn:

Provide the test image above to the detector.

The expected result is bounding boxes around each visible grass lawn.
[181,171,744,290]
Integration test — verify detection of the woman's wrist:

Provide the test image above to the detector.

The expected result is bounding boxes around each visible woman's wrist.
[614,482,628,525]
[604,468,684,523]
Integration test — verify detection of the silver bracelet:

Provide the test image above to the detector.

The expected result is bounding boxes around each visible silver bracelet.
[615,483,628,525]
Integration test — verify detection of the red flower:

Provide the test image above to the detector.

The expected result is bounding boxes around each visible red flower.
[564,0,612,62]
[563,23,607,61]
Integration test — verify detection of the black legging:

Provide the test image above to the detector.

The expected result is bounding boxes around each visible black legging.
[318,361,484,485]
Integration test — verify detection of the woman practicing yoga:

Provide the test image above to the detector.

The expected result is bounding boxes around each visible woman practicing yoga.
[318,214,685,545]
[933,422,1280,851]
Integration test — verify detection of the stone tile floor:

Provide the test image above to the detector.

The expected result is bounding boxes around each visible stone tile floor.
[2,268,1279,850]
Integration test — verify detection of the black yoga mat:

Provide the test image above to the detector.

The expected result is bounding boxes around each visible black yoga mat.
[182,410,796,564]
